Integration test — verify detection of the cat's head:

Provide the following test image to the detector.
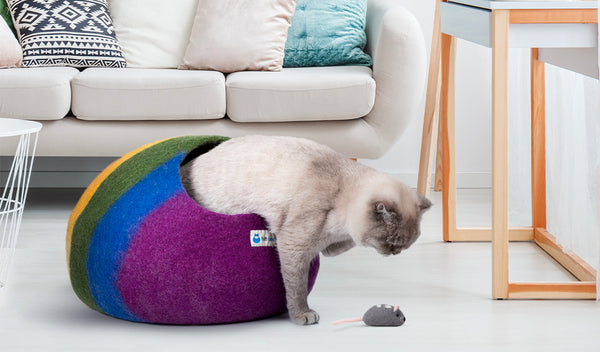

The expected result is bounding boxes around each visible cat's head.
[347,178,432,256]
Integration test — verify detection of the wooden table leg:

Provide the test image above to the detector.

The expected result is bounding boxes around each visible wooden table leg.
[434,124,444,192]
[530,48,547,229]
[491,9,510,299]
[441,32,457,242]
[417,0,442,197]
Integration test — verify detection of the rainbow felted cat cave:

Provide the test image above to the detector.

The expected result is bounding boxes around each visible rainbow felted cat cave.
[67,135,319,324]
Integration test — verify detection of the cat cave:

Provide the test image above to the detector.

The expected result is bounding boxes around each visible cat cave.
[66,135,319,324]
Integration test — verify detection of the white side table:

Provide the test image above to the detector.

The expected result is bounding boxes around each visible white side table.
[0,118,42,288]
[417,0,598,299]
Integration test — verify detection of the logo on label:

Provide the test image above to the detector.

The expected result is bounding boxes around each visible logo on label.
[250,230,277,247]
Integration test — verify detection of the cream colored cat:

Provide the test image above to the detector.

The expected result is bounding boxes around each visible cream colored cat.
[180,135,431,325]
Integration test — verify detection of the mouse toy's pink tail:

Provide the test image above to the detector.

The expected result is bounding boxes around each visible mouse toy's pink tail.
[331,317,363,326]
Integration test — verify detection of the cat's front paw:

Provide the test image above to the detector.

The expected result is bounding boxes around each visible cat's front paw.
[291,309,320,325]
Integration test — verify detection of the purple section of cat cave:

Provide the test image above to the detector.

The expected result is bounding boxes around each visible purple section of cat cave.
[117,192,319,325]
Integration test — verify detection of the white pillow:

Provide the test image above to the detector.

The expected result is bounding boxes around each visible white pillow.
[109,0,198,68]
[179,0,297,73]
[0,18,21,68]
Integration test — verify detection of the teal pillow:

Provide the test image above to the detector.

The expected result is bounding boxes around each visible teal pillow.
[284,0,372,67]
[0,0,15,37]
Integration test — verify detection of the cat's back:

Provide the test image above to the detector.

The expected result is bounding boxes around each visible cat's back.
[181,136,352,215]
[197,135,345,171]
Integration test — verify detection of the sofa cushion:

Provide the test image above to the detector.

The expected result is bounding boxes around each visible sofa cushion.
[0,0,15,36]
[226,66,375,122]
[284,0,372,67]
[109,0,198,68]
[179,0,296,73]
[71,68,226,121]
[7,0,126,68]
[0,15,21,68]
[0,67,77,120]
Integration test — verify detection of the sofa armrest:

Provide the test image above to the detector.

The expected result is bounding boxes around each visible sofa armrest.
[364,0,427,157]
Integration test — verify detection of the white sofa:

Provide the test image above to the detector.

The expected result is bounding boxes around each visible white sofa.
[0,0,426,160]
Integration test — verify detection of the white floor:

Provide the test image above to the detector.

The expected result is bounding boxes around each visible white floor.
[1,188,600,352]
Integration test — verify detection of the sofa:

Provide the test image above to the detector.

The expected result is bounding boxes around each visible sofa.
[0,0,426,161]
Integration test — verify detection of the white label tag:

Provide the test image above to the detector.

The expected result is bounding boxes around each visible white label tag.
[250,230,277,247]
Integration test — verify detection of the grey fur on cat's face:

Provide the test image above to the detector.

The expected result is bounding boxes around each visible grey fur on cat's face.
[366,198,430,256]
[347,181,432,256]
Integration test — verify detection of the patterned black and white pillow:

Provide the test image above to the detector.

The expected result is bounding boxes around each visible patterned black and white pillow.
[8,0,126,68]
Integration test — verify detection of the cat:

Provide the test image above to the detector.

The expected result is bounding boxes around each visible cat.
[179,135,431,325]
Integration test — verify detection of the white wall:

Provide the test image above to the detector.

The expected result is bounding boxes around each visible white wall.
[361,0,494,188]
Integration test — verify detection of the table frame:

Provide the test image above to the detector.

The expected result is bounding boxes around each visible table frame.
[0,118,41,288]
[417,0,598,299]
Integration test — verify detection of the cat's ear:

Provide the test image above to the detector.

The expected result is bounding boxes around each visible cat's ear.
[417,193,432,213]
[375,201,387,214]
[374,201,394,223]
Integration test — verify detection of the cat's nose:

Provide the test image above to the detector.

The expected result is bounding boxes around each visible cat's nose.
[390,245,403,255]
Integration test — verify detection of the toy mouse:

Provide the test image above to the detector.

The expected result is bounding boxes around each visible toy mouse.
[332,304,406,327]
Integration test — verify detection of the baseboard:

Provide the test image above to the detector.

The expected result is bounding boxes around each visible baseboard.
[1,156,114,188]
[19,172,101,188]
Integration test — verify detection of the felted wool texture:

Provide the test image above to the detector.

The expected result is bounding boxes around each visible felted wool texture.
[87,155,187,322]
[67,135,320,324]
[119,193,319,324]
[68,135,230,313]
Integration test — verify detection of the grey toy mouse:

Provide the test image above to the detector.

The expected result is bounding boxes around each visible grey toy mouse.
[332,304,406,327]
